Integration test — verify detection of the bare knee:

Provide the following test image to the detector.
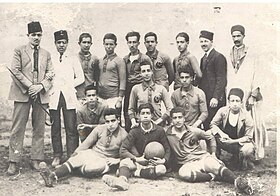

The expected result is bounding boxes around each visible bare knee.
[155,165,166,176]
[178,165,193,181]
[119,158,136,170]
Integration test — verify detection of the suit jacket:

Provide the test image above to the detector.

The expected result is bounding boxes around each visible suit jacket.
[8,44,53,104]
[198,48,227,103]
[210,106,254,143]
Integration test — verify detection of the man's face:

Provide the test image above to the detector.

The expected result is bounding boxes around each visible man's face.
[176,36,188,53]
[199,37,212,52]
[105,114,119,132]
[79,37,92,53]
[144,36,157,53]
[28,31,42,46]
[103,39,116,55]
[228,95,242,113]
[172,112,185,129]
[139,108,152,124]
[127,36,140,54]
[85,89,98,106]
[179,72,192,88]
[232,31,245,47]
[140,64,153,82]
[55,39,68,54]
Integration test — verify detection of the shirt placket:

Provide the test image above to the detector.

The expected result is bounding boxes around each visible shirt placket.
[147,86,153,103]
[106,132,113,147]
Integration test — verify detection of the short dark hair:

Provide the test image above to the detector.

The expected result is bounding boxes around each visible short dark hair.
[144,32,157,42]
[79,33,92,44]
[125,31,140,42]
[176,32,189,42]
[84,84,98,95]
[103,33,117,44]
[178,66,194,77]
[138,103,154,114]
[170,107,186,117]
[104,108,120,119]
[139,60,152,69]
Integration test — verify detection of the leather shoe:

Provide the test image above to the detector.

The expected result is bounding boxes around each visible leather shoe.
[51,157,61,167]
[30,160,40,171]
[7,162,17,176]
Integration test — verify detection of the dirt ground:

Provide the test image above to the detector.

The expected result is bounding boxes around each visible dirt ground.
[0,122,276,196]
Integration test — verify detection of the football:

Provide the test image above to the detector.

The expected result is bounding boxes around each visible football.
[144,141,165,159]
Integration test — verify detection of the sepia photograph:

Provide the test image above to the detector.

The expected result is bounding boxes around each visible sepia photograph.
[0,3,278,195]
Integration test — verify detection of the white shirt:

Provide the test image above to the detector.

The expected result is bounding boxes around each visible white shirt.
[49,51,84,110]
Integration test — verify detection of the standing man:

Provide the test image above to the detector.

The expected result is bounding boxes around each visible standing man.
[198,30,227,130]
[123,31,152,132]
[227,25,268,160]
[76,33,99,102]
[49,30,84,167]
[144,32,174,91]
[7,21,54,175]
[171,66,208,127]
[98,33,126,116]
[173,32,202,90]
[128,60,173,128]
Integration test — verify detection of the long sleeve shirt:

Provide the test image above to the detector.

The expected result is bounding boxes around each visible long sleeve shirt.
[49,51,84,110]
[98,53,126,99]
[119,123,171,162]
[171,86,208,126]
[166,125,216,164]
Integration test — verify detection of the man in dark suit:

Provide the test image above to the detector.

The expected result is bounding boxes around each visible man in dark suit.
[198,30,227,130]
[7,21,54,175]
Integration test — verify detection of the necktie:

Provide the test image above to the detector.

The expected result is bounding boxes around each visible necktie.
[33,46,39,84]
[59,53,63,62]
[201,53,207,71]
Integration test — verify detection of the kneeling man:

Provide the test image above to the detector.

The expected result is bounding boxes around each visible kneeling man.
[167,107,253,195]
[41,108,127,187]
[210,88,255,169]
[103,103,171,191]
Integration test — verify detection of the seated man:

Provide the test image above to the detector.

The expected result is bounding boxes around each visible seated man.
[128,60,172,128]
[209,88,255,170]
[40,108,127,187]
[171,66,208,127]
[102,103,171,191]
[166,107,253,195]
[77,85,107,142]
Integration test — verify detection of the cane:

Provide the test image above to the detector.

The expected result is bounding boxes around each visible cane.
[6,66,53,126]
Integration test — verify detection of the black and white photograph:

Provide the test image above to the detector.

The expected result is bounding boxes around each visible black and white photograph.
[0,3,278,195]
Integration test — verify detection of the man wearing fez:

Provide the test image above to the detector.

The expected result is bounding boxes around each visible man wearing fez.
[7,21,54,175]
[198,30,227,130]
[210,88,255,170]
[76,33,99,103]
[49,30,84,167]
[227,25,268,161]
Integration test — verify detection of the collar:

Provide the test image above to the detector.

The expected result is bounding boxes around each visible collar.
[79,51,92,61]
[30,44,40,50]
[142,81,155,91]
[140,122,155,134]
[180,85,194,97]
[103,52,117,60]
[166,124,189,137]
[179,50,189,59]
[106,125,120,137]
[146,49,158,60]
[87,101,100,115]
[125,50,143,62]
[205,47,214,57]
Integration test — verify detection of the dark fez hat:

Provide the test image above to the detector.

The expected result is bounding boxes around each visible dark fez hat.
[199,30,214,41]
[231,25,245,35]
[228,88,244,101]
[28,21,42,34]
[54,30,68,41]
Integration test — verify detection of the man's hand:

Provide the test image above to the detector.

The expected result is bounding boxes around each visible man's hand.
[77,124,91,130]
[131,118,139,128]
[45,72,55,81]
[246,96,255,111]
[149,157,166,166]
[28,84,43,98]
[135,155,149,166]
[115,98,122,109]
[106,158,120,166]
[209,98,218,108]
[220,138,236,144]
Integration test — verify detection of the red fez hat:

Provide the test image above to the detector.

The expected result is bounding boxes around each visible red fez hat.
[199,30,214,41]
[28,21,42,34]
[231,25,245,35]
[228,88,244,101]
[54,30,68,41]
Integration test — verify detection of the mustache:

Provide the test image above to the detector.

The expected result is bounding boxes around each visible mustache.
[234,40,240,44]
[201,45,207,48]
